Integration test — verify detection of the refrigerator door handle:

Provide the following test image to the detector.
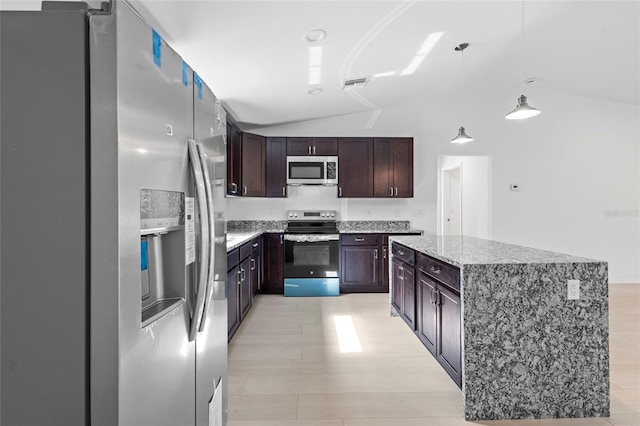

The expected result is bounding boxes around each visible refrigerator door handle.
[187,140,210,342]
[196,143,216,333]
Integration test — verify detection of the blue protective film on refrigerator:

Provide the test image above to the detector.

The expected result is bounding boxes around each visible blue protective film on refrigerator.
[182,61,188,87]
[194,72,203,99]
[152,29,162,67]
[140,240,149,271]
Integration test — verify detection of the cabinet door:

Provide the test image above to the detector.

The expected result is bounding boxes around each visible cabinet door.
[338,137,373,198]
[266,137,287,197]
[241,132,265,197]
[437,285,462,387]
[381,236,390,289]
[340,245,378,290]
[286,137,312,155]
[239,257,252,320]
[262,233,284,294]
[227,123,242,195]
[391,258,403,313]
[312,137,338,155]
[373,138,393,197]
[392,138,413,198]
[250,238,262,300]
[417,271,437,355]
[401,265,416,330]
[227,264,240,340]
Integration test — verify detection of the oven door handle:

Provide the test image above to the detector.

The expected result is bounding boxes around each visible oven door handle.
[284,234,339,242]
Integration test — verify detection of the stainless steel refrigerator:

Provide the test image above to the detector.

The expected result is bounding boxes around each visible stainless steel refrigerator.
[0,1,228,425]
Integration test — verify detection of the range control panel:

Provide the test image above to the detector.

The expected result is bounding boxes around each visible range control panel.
[287,210,337,220]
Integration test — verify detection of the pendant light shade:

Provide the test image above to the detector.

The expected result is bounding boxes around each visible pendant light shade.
[505,94,540,120]
[506,0,541,120]
[451,126,474,144]
[451,43,474,144]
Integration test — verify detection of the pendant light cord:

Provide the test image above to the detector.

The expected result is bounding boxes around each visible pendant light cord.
[460,47,465,123]
[520,0,524,94]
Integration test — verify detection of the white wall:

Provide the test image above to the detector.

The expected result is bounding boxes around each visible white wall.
[228,88,639,283]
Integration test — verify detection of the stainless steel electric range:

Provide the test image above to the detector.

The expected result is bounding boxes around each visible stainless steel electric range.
[283,210,339,296]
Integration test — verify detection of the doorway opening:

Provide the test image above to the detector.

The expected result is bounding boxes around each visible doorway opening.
[437,156,492,238]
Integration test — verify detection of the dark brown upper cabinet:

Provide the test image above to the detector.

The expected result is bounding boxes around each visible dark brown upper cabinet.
[266,137,287,197]
[373,137,414,198]
[241,132,265,197]
[337,137,373,198]
[286,137,338,156]
[226,122,243,196]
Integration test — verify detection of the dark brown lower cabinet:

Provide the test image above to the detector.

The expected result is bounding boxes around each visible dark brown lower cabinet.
[393,242,462,388]
[227,263,240,340]
[239,256,251,320]
[262,233,284,294]
[251,238,262,300]
[391,257,416,330]
[340,234,388,293]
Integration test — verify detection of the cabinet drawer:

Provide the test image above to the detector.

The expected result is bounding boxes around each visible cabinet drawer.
[227,249,239,270]
[240,242,252,260]
[416,253,460,292]
[250,237,261,252]
[341,234,381,246]
[391,242,415,266]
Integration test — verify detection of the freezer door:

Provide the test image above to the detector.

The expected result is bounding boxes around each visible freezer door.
[194,79,229,426]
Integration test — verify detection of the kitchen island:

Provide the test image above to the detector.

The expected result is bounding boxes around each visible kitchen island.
[389,235,609,421]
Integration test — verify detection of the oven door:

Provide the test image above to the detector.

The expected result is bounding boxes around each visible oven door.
[284,235,339,278]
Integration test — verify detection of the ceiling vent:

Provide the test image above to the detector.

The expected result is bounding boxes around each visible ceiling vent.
[343,76,370,90]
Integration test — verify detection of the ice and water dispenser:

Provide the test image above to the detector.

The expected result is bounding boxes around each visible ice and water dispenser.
[139,189,190,327]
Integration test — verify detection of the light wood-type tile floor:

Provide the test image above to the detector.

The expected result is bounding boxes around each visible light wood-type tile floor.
[228,284,640,426]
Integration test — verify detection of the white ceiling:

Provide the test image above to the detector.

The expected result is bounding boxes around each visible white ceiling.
[4,0,639,127]
[130,0,639,128]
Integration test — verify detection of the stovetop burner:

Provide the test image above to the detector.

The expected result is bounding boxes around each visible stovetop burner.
[285,210,339,235]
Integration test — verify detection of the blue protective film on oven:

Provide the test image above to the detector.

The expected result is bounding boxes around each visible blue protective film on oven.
[284,278,339,297]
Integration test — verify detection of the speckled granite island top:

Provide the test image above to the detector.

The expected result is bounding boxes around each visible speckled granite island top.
[389,235,609,422]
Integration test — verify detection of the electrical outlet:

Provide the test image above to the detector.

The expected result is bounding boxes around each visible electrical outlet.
[567,280,580,300]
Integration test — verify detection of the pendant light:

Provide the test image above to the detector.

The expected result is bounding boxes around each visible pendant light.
[505,0,541,120]
[451,42,474,144]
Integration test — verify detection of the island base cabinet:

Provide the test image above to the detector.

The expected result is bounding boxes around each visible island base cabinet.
[417,272,437,355]
[391,255,415,331]
[436,284,462,387]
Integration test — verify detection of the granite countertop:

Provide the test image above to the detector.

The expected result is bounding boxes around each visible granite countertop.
[227,220,423,252]
[389,235,601,267]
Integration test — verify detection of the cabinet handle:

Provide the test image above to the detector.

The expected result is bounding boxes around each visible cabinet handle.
[355,237,365,242]
[398,250,404,256]
[429,288,434,304]
[339,187,342,197]
[243,185,247,195]
[282,186,286,196]
[383,247,387,259]
[280,234,284,244]
[251,258,256,270]
[241,268,246,281]
[313,146,316,155]
[237,270,242,286]
[308,145,312,155]
[435,290,441,306]
[231,182,238,194]
[430,266,441,274]
[253,242,259,248]
[394,187,398,196]
[374,249,378,259]
[390,187,394,196]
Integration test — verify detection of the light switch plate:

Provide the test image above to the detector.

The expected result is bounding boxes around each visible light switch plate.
[568,280,580,300]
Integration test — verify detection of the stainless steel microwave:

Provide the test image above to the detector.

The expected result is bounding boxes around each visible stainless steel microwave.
[286,156,338,186]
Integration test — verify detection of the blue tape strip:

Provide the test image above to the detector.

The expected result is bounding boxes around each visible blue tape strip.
[182,61,189,87]
[152,29,162,67]
[140,240,148,271]
[194,72,203,99]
